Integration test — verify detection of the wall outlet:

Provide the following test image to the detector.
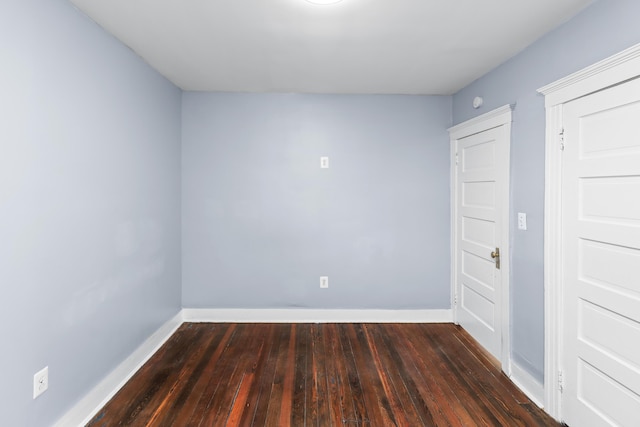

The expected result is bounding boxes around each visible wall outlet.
[320,157,329,169]
[320,276,329,288]
[33,366,49,399]
[517,212,528,230]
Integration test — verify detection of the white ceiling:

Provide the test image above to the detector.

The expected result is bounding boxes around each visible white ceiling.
[70,0,593,95]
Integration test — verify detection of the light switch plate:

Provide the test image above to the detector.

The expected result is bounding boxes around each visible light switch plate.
[320,157,329,169]
[320,276,329,288]
[518,212,527,230]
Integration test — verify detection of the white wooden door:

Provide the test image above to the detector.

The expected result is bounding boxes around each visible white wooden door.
[456,125,508,361]
[561,76,640,427]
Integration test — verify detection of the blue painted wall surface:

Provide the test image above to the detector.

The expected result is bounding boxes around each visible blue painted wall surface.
[452,0,640,382]
[182,93,452,310]
[5,0,639,422]
[0,0,182,425]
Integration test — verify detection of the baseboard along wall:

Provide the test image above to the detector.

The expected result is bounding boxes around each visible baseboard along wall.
[181,308,453,323]
[53,312,183,427]
[509,361,545,408]
[55,308,452,426]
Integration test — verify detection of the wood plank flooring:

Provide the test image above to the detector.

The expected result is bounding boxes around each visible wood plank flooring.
[87,323,559,426]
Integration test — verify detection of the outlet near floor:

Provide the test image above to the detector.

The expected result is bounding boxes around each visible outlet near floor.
[33,366,49,399]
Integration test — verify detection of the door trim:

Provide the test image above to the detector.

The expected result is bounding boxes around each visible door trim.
[448,104,513,372]
[538,41,640,421]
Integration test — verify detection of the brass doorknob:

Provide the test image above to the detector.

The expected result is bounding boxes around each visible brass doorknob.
[491,248,500,269]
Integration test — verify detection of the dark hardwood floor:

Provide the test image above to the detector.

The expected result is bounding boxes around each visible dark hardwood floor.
[87,323,559,426]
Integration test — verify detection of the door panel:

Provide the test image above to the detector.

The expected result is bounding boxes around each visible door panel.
[562,77,640,427]
[461,284,495,328]
[576,360,640,427]
[462,181,496,209]
[462,217,495,251]
[462,250,495,290]
[580,176,640,223]
[456,126,506,360]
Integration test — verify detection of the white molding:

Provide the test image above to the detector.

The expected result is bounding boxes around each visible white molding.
[51,308,451,426]
[538,42,640,422]
[448,104,514,139]
[498,120,512,374]
[181,308,453,323]
[448,104,513,373]
[450,136,458,325]
[509,362,545,409]
[538,42,640,107]
[542,104,563,420]
[53,312,183,427]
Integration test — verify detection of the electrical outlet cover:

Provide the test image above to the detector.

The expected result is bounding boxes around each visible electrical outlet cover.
[33,366,49,399]
[320,276,329,288]
[517,212,527,230]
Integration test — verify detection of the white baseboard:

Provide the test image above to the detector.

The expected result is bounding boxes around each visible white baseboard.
[53,308,451,426]
[181,308,453,323]
[509,361,545,408]
[54,311,183,427]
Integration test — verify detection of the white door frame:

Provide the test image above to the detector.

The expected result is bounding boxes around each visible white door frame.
[448,104,513,372]
[538,42,640,421]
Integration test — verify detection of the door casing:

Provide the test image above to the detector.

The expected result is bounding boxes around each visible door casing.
[448,105,513,373]
[538,41,640,421]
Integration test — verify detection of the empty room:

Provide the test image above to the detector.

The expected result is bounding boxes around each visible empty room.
[2,0,640,425]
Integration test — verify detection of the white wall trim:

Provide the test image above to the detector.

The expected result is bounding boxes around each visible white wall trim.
[52,308,450,426]
[448,104,514,139]
[449,134,458,325]
[181,308,453,323]
[541,103,564,420]
[509,362,545,409]
[448,104,513,374]
[51,307,559,426]
[537,41,640,422]
[538,42,640,107]
[53,311,183,427]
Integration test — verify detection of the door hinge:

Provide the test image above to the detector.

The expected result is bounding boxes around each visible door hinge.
[454,293,458,306]
[558,370,564,393]
[559,128,565,151]
[455,151,459,165]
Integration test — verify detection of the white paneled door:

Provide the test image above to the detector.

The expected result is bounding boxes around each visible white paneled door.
[561,76,640,427]
[455,125,509,362]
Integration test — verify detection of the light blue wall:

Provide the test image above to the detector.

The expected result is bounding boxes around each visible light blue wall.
[182,93,452,310]
[453,0,640,382]
[0,0,182,425]
[6,0,637,422]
